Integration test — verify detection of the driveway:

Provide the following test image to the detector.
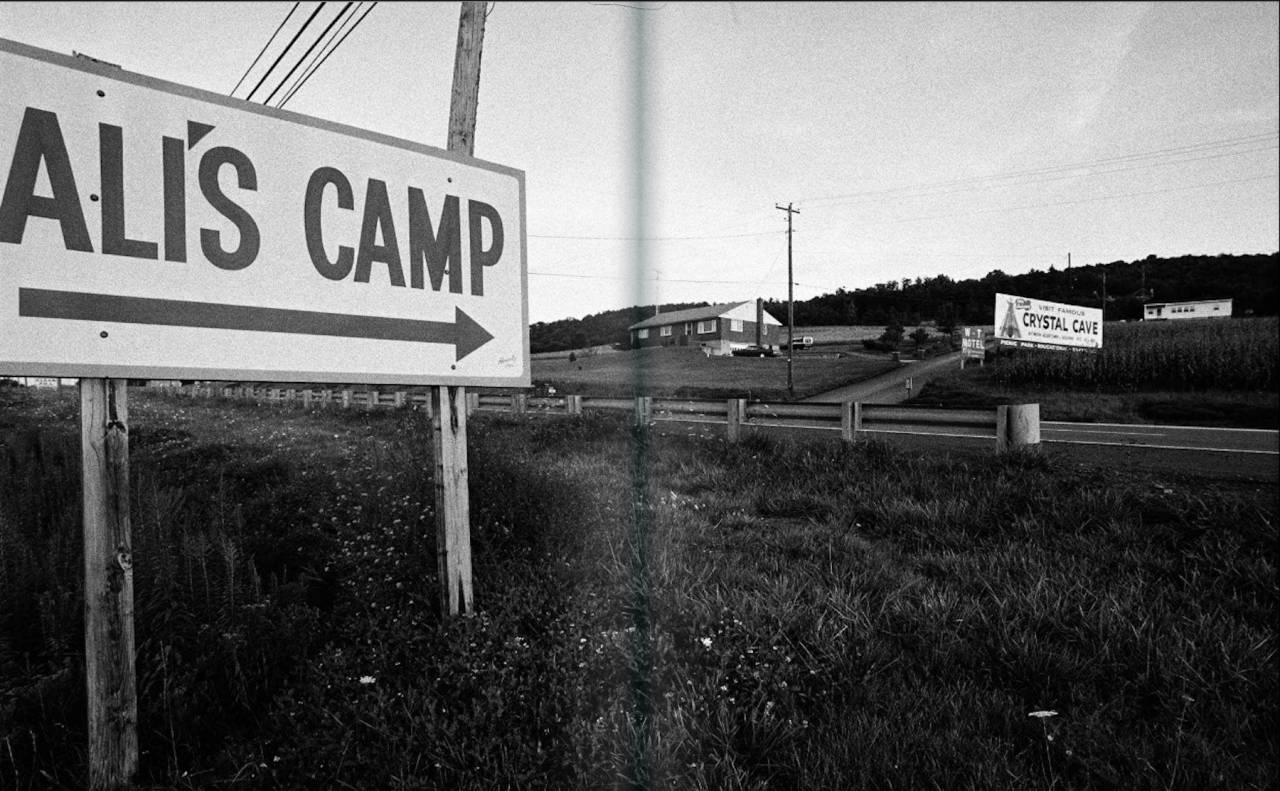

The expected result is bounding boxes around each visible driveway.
[803,350,964,403]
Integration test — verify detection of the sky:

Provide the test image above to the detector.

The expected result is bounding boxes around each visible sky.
[1,1,1277,325]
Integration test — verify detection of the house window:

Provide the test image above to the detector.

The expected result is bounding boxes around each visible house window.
[685,323,692,334]
[660,325,672,337]
[730,319,743,332]
[697,320,716,334]
[637,328,649,339]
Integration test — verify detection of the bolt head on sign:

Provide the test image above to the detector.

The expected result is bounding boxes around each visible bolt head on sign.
[0,37,528,386]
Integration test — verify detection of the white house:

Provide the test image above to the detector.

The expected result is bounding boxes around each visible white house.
[1143,299,1232,321]
[628,300,783,355]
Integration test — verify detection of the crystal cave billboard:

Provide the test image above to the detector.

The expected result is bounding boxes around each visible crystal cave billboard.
[994,293,1102,352]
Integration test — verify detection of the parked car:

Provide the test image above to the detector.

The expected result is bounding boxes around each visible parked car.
[786,336,814,349]
[730,345,777,357]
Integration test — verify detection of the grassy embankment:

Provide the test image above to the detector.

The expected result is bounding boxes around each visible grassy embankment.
[916,317,1279,429]
[2,387,1276,789]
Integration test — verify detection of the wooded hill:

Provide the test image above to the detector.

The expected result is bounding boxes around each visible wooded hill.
[531,252,1278,352]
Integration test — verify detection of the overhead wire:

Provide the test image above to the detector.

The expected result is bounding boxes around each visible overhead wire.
[278,2,379,108]
[230,1,299,97]
[272,2,362,107]
[243,1,328,103]
[261,2,354,107]
[797,130,1278,207]
[802,143,1279,211]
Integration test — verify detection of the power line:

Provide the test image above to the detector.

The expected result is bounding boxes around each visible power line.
[842,172,1279,229]
[273,2,362,107]
[797,131,1279,207]
[805,143,1279,211]
[262,2,354,107]
[529,230,781,241]
[243,1,327,103]
[528,270,825,289]
[230,2,299,97]
[278,2,379,109]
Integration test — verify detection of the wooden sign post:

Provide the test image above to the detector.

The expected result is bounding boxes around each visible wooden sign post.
[433,0,488,617]
[80,378,137,788]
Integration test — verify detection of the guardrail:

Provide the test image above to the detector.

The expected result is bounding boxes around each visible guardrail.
[168,384,1039,451]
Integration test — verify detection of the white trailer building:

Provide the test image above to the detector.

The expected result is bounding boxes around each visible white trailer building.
[1143,299,1232,320]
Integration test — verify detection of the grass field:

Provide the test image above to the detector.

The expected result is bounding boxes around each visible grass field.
[531,345,900,400]
[2,387,1275,789]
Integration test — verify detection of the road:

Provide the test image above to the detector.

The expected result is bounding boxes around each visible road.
[1041,421,1278,455]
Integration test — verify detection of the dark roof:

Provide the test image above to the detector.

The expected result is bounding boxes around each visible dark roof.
[627,302,749,330]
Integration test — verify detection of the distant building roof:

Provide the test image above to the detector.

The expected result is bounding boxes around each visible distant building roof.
[628,302,747,330]
[1144,298,1232,308]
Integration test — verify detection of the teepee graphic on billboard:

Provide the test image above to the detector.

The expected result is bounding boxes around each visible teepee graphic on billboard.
[999,298,1022,339]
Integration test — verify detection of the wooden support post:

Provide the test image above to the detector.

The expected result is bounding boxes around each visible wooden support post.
[302,389,312,408]
[567,394,582,415]
[995,405,1009,452]
[634,396,652,427]
[432,385,473,616]
[512,392,527,415]
[322,388,333,407]
[368,389,379,411]
[1006,403,1041,449]
[840,401,855,442]
[431,0,487,618]
[80,379,137,789]
[342,389,352,409]
[395,390,406,408]
[726,398,745,442]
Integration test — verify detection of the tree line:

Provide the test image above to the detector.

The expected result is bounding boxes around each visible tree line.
[530,252,1277,352]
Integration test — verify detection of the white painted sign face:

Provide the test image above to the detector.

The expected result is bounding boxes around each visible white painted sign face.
[0,38,528,386]
[994,293,1102,352]
[961,326,985,358]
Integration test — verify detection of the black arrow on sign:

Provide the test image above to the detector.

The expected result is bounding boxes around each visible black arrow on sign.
[18,288,495,361]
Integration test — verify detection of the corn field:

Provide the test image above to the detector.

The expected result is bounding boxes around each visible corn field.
[991,316,1278,391]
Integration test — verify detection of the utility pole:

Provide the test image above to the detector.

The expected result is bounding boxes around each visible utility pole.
[776,202,799,396]
[1101,270,1107,321]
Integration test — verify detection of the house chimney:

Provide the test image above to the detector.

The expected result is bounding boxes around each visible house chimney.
[756,298,763,346]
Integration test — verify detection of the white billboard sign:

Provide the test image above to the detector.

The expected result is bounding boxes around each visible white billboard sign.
[994,293,1102,352]
[0,38,528,386]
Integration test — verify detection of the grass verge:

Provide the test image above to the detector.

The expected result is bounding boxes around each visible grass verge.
[2,387,1275,789]
[915,365,1279,429]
